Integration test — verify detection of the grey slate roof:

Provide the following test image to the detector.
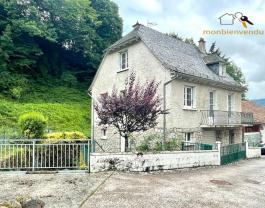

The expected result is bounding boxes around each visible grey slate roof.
[107,24,244,90]
[203,53,226,64]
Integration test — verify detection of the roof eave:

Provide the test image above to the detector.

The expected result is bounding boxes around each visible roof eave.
[170,69,246,92]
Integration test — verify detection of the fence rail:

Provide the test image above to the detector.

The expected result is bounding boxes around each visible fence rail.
[0,139,90,171]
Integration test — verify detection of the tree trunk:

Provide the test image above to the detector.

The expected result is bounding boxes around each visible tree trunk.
[124,135,129,152]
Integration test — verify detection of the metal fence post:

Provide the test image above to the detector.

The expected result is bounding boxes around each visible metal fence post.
[32,140,35,172]
[88,140,90,173]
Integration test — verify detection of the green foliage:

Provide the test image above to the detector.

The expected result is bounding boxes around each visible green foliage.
[0,0,122,98]
[45,131,87,143]
[18,112,47,139]
[0,85,91,137]
[61,71,78,87]
[136,134,181,152]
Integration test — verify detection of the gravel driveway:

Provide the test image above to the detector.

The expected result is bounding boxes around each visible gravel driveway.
[0,171,111,208]
[83,157,265,208]
[1,158,265,208]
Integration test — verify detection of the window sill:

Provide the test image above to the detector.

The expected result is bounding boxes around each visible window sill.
[117,68,129,73]
[101,136,107,140]
[183,107,197,111]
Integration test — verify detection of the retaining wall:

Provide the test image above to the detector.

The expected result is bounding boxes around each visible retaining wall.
[90,150,220,173]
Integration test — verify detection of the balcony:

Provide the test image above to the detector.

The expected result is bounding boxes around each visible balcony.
[201,110,253,127]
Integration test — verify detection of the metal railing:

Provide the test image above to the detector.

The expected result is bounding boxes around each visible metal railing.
[201,110,253,126]
[220,142,246,165]
[181,142,215,151]
[0,139,90,171]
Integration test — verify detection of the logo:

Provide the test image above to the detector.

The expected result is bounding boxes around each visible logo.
[218,12,254,29]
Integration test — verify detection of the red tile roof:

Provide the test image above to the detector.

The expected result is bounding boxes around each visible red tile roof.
[242,100,265,124]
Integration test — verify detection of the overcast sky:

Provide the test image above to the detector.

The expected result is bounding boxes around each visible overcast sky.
[113,0,265,99]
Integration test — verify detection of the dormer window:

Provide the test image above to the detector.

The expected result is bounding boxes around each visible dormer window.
[119,51,128,71]
[208,62,226,76]
[204,54,226,76]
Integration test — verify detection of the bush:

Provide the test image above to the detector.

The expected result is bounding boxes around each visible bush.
[137,134,182,152]
[18,112,47,139]
[136,134,162,152]
[44,131,86,143]
[0,71,28,99]
[61,71,78,87]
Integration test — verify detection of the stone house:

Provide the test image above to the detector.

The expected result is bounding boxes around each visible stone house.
[242,100,265,144]
[89,23,252,152]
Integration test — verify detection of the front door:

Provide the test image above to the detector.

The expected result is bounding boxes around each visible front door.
[229,130,235,144]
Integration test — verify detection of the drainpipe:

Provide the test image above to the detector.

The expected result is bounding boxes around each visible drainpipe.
[162,78,174,149]
[87,91,98,152]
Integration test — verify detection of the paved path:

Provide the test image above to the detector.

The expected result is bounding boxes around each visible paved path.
[83,157,265,208]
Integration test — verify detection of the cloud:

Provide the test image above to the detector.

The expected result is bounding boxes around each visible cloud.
[113,0,265,99]
[115,0,162,15]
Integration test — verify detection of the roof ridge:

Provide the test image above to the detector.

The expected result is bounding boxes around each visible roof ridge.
[138,24,199,49]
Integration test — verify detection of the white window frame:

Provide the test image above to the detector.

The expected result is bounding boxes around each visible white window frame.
[228,94,234,118]
[184,86,196,109]
[209,90,217,116]
[184,132,193,142]
[119,51,128,71]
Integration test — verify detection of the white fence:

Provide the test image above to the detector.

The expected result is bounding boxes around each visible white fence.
[0,139,90,171]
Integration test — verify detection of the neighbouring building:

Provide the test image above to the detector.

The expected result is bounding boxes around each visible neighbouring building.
[89,23,253,152]
[242,100,265,144]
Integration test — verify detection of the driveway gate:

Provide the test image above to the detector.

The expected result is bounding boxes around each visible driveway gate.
[220,143,246,165]
[0,139,90,171]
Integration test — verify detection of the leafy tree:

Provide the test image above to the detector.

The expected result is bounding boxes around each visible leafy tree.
[0,0,122,97]
[95,72,162,152]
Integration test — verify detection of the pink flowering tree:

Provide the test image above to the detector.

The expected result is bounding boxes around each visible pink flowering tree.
[95,72,162,152]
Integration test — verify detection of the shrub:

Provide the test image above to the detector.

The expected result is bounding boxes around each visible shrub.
[136,134,161,152]
[44,131,86,143]
[61,71,78,87]
[137,134,182,152]
[18,112,47,139]
[0,71,28,99]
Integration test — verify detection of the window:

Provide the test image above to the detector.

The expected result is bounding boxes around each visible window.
[184,86,195,108]
[120,51,128,70]
[219,63,226,76]
[185,132,193,142]
[101,127,107,139]
[209,91,215,117]
[228,94,232,117]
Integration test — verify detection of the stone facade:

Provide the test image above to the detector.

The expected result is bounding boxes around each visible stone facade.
[90,39,244,152]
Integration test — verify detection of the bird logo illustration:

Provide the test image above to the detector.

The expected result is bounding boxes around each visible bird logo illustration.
[235,12,254,29]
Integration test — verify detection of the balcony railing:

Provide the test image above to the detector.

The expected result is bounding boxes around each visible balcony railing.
[201,110,253,126]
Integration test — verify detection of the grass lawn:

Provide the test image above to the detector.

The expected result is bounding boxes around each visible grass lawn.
[0,85,91,137]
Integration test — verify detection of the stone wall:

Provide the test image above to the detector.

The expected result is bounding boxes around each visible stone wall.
[90,150,220,173]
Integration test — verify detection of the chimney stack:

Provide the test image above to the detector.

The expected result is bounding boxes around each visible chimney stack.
[198,38,206,54]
